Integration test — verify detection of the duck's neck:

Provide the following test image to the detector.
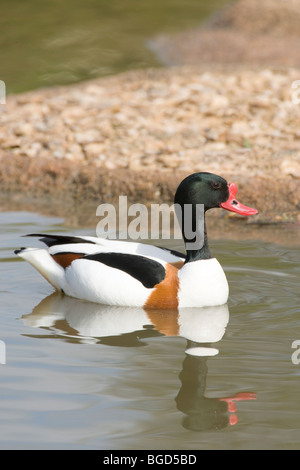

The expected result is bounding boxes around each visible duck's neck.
[174,198,213,263]
[184,220,212,263]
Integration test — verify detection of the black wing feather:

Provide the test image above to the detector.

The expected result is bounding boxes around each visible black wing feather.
[155,245,186,259]
[84,252,166,289]
[24,233,96,247]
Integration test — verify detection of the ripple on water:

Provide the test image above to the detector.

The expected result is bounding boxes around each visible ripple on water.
[0,212,300,449]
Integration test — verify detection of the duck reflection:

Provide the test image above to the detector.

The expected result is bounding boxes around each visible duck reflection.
[22,293,256,430]
[22,293,229,348]
[176,351,256,431]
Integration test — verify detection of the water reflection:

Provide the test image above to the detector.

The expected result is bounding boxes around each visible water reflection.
[22,294,256,431]
[23,293,229,350]
[176,353,256,431]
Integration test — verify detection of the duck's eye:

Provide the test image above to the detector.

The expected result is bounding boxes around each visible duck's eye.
[211,181,222,190]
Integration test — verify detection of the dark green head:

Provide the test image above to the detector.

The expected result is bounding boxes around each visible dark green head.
[174,172,257,262]
[174,172,229,211]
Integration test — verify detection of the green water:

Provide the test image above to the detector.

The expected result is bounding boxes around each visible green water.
[1,212,300,449]
[1,0,229,94]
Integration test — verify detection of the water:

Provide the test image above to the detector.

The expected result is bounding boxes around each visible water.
[1,211,300,450]
[1,0,229,94]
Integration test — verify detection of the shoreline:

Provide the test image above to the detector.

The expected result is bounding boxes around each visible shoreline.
[0,0,300,242]
[1,188,299,247]
[1,66,300,218]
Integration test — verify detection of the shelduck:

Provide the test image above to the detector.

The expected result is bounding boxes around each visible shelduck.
[15,172,257,308]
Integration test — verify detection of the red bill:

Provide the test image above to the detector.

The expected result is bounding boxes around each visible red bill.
[220,183,258,216]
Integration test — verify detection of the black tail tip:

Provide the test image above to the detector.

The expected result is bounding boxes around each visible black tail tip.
[14,248,25,255]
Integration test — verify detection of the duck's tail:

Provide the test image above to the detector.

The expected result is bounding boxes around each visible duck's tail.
[15,247,65,291]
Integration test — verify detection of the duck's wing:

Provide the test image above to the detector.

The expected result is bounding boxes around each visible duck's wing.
[23,233,98,247]
[64,251,179,306]
[16,234,184,306]
[82,252,166,289]
[24,233,186,263]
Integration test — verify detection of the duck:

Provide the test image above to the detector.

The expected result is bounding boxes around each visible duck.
[15,172,257,308]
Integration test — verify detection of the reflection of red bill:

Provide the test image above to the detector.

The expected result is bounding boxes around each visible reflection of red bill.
[219,392,257,426]
[220,183,258,216]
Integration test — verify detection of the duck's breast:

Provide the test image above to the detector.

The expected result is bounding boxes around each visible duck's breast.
[177,258,229,308]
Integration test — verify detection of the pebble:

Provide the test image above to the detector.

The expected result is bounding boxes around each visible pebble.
[1,66,300,181]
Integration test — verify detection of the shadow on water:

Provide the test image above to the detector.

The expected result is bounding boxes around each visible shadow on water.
[22,293,256,432]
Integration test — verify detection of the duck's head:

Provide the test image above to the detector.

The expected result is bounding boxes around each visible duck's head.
[174,172,258,216]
